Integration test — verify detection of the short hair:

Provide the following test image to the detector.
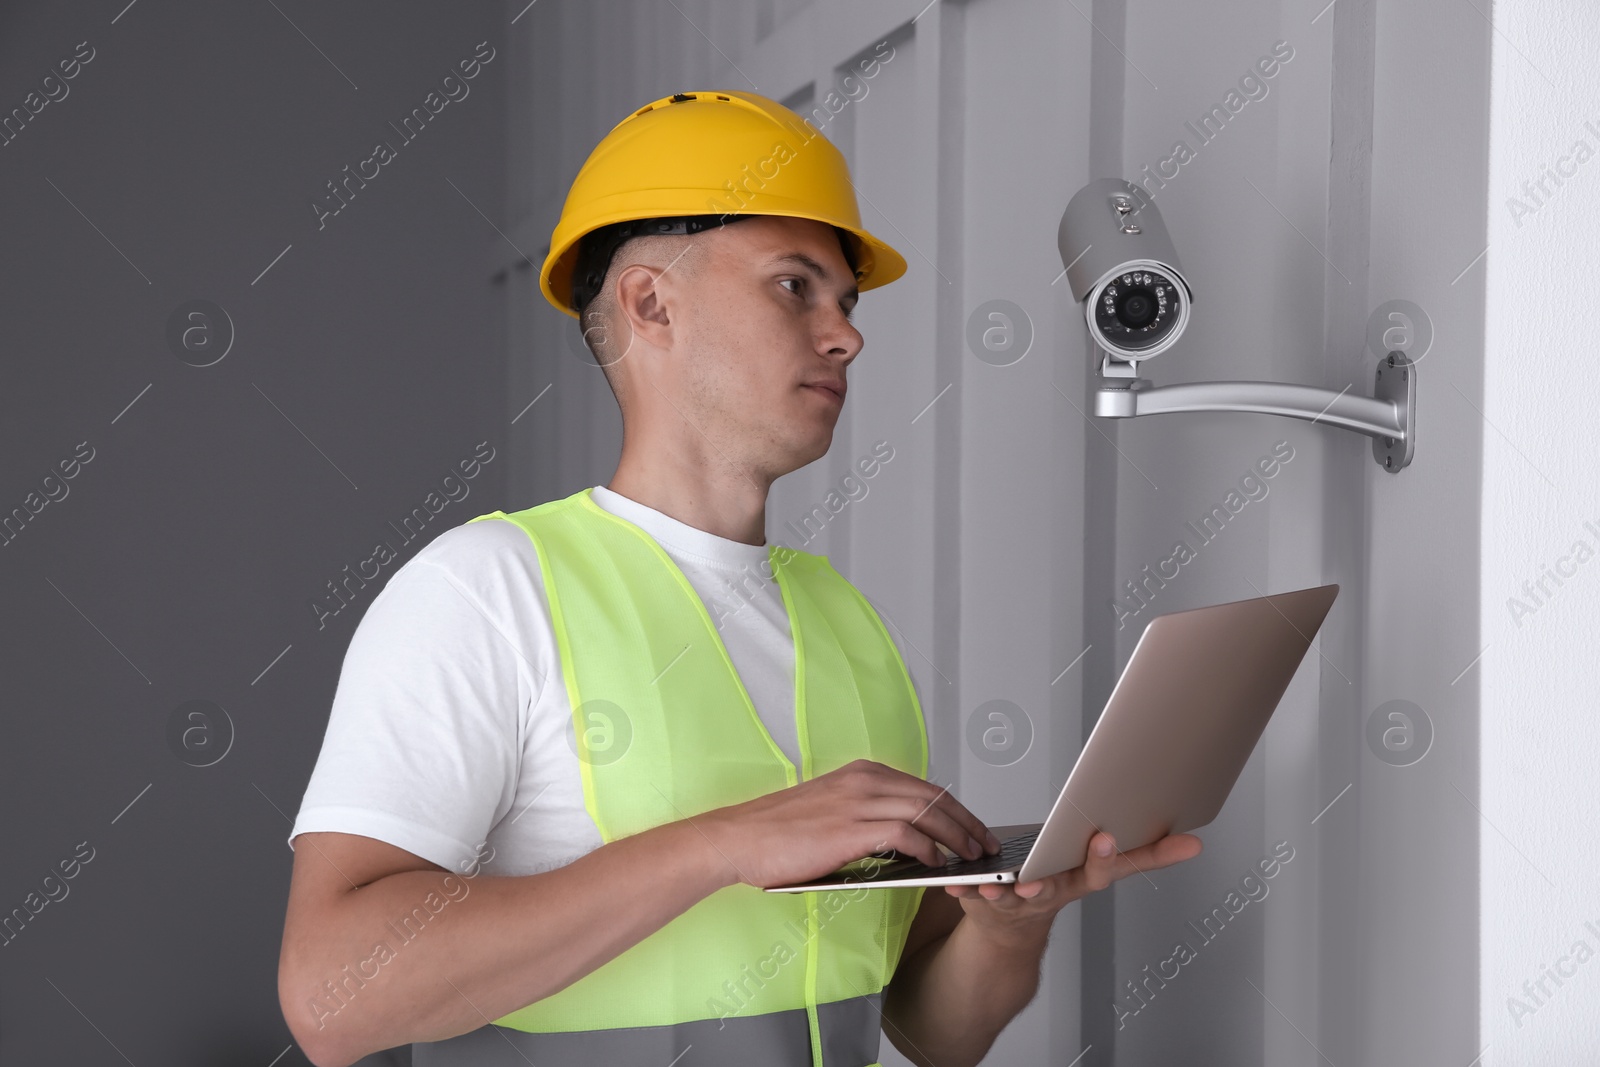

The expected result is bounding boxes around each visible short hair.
[575,231,697,405]
[571,215,751,318]
[573,217,861,387]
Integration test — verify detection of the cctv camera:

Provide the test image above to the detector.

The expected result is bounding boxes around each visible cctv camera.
[1057,179,1417,472]
[1058,178,1193,362]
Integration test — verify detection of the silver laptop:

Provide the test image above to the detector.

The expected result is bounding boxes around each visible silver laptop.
[765,583,1339,892]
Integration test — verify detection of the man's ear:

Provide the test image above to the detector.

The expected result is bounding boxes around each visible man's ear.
[612,263,674,352]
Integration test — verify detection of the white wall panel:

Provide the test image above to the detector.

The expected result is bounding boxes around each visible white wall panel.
[1478,2,1600,1065]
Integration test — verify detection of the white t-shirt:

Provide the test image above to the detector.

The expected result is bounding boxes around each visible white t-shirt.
[288,485,915,879]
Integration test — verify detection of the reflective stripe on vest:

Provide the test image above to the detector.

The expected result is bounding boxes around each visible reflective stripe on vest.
[412,990,882,1067]
[416,488,928,1067]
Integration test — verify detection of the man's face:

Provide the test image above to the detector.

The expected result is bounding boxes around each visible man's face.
[670,215,865,478]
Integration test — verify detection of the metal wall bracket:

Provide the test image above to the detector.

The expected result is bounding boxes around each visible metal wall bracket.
[1093,351,1417,473]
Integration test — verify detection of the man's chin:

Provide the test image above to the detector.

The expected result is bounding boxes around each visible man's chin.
[779,427,835,473]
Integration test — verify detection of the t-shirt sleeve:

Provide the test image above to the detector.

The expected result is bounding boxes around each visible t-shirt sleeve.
[288,521,543,875]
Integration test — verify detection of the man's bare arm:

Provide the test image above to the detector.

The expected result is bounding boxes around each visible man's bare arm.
[278,821,735,1067]
[881,887,1052,1067]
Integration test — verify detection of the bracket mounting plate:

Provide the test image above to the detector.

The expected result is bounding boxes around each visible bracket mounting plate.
[1372,352,1416,473]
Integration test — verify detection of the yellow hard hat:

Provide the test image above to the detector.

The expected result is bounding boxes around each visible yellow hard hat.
[540,89,908,319]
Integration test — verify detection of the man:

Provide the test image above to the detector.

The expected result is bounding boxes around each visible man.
[277,90,1200,1067]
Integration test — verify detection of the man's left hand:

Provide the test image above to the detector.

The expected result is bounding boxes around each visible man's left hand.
[943,831,1203,941]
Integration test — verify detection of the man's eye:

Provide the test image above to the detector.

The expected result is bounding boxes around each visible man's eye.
[780,278,803,295]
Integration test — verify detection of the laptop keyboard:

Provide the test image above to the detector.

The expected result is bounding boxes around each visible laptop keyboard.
[869,827,1042,877]
[935,827,1040,873]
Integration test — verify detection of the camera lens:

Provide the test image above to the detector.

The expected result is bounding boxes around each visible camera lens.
[1116,288,1157,329]
[1090,266,1187,357]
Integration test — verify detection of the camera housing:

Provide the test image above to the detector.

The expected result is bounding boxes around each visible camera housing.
[1058,178,1193,362]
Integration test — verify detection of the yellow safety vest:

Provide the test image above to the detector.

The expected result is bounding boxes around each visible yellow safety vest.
[411,487,929,1067]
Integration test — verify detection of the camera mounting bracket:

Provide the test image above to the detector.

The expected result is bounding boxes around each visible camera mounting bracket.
[1093,351,1416,472]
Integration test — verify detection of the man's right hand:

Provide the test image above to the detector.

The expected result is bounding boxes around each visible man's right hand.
[694,758,1002,889]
